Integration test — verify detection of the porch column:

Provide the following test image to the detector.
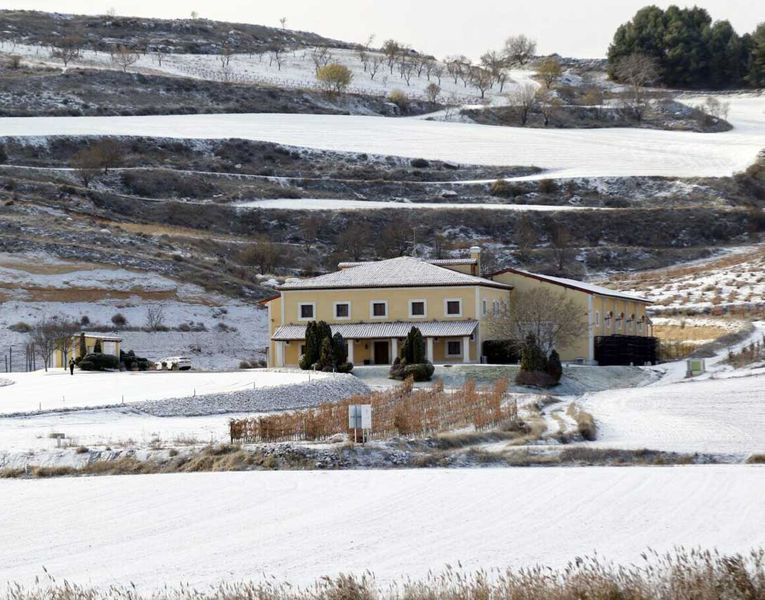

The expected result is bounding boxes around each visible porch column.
[275,341,285,367]
[347,340,354,364]
[462,336,471,363]
[390,338,398,363]
[426,337,434,362]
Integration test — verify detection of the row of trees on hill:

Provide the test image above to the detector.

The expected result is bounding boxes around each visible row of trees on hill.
[608,5,765,89]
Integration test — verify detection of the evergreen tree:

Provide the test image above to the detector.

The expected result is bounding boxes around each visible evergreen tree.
[331,332,348,366]
[318,337,333,370]
[78,332,87,359]
[608,5,756,89]
[400,327,426,364]
[93,338,102,353]
[748,24,765,88]
[299,321,319,369]
[519,333,547,373]
[546,349,563,384]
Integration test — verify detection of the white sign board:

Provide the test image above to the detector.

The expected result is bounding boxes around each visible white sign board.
[348,404,372,430]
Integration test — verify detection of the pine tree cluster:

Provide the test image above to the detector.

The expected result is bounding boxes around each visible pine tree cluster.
[608,5,765,88]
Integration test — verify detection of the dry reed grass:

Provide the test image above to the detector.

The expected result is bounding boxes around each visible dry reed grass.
[230,378,515,443]
[7,548,765,599]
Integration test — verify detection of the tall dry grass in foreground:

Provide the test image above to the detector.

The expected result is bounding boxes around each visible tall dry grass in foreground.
[230,378,516,443]
[8,548,765,599]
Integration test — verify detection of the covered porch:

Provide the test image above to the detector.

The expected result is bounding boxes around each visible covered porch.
[271,321,480,367]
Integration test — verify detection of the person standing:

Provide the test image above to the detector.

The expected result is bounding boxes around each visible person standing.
[69,358,75,375]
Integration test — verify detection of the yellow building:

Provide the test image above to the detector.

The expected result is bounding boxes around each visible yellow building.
[262,247,654,368]
[263,253,511,367]
[53,333,122,369]
[487,267,652,364]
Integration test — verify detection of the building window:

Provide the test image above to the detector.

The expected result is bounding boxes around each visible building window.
[482,299,487,316]
[370,301,388,318]
[409,300,426,318]
[492,300,500,316]
[334,302,350,319]
[594,311,600,326]
[445,299,462,317]
[446,340,462,356]
[298,303,315,320]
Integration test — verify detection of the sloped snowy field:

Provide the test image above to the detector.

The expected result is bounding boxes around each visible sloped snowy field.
[0,369,331,415]
[581,374,765,456]
[0,95,762,178]
[1,467,763,590]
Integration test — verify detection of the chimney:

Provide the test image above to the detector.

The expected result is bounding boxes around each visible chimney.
[469,246,481,276]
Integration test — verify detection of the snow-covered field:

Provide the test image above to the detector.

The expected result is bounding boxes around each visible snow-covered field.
[235,198,600,211]
[0,369,327,415]
[1,467,763,589]
[581,374,765,456]
[1,94,762,178]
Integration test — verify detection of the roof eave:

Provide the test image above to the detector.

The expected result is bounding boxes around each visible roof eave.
[488,267,650,304]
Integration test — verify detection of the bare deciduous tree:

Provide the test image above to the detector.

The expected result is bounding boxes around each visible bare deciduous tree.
[487,288,587,355]
[145,305,166,331]
[480,50,506,83]
[470,67,494,99]
[548,222,573,274]
[30,317,79,371]
[241,236,279,275]
[425,82,441,103]
[368,54,383,80]
[613,53,659,122]
[279,17,287,29]
[310,46,333,74]
[219,41,234,69]
[269,44,286,71]
[50,35,83,67]
[514,214,537,260]
[111,45,140,72]
[507,83,537,126]
[536,89,562,126]
[504,34,537,67]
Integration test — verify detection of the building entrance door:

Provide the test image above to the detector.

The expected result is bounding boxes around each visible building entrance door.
[373,341,390,365]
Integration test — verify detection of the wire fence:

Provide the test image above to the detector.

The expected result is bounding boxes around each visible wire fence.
[2,344,37,373]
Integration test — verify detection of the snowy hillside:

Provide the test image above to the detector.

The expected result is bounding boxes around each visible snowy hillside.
[1,94,762,178]
[0,252,268,370]
[1,41,533,105]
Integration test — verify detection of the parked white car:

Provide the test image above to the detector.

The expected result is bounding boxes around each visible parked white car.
[155,356,192,371]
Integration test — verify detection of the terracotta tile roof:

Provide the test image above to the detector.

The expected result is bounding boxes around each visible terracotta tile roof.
[279,257,509,291]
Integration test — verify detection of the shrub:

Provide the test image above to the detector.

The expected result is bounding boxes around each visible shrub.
[78,352,119,371]
[111,313,127,327]
[519,333,547,373]
[489,179,522,198]
[410,158,429,169]
[482,339,519,364]
[538,178,557,193]
[515,369,557,387]
[120,349,151,371]
[403,362,435,382]
[8,322,32,333]
[316,63,353,95]
[388,89,409,112]
[390,327,433,381]
[79,315,90,326]
[546,349,563,383]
